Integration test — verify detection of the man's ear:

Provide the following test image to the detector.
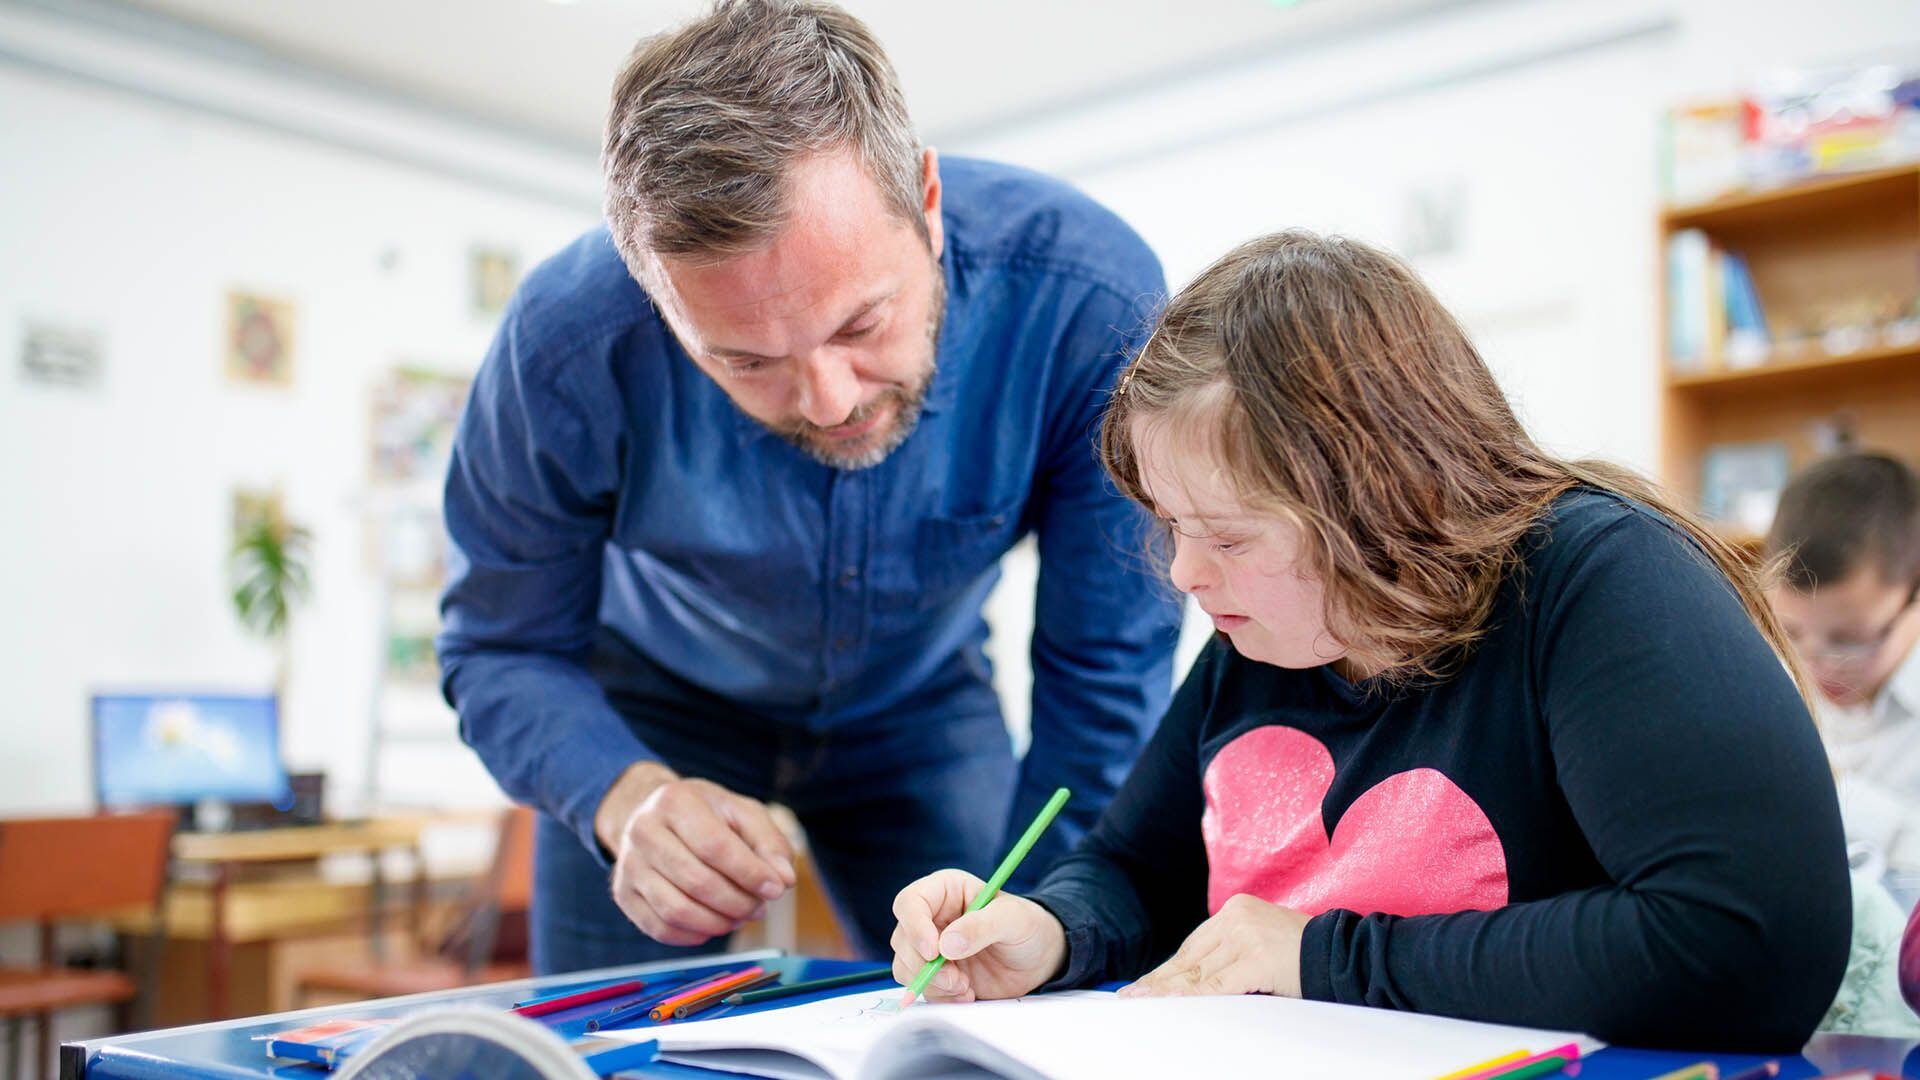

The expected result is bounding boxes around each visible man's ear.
[920,146,944,260]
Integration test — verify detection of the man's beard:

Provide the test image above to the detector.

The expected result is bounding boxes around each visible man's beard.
[771,260,945,471]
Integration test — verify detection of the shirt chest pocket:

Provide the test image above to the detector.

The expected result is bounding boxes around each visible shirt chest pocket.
[875,502,1022,613]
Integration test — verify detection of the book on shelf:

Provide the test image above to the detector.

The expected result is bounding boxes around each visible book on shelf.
[1720,250,1771,367]
[1666,230,1771,373]
[1667,228,1717,371]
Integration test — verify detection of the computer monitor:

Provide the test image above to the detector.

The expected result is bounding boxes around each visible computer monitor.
[91,692,293,812]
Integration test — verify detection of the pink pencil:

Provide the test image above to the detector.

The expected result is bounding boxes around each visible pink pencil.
[511,978,649,1017]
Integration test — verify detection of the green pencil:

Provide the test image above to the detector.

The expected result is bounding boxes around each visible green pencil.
[722,965,895,1006]
[1492,1054,1581,1080]
[893,786,1071,1011]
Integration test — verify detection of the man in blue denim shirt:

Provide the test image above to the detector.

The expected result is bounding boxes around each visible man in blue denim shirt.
[439,0,1181,974]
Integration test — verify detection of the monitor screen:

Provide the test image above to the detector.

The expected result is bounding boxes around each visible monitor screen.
[92,693,292,809]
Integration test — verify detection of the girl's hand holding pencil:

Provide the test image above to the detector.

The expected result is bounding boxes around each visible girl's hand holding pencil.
[887,787,1075,1007]
[888,869,1067,1004]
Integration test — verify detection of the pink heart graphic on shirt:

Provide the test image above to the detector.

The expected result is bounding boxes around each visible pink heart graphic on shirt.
[1202,725,1509,916]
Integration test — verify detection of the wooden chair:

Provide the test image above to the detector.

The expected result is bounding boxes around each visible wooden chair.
[295,805,533,1004]
[0,811,173,1080]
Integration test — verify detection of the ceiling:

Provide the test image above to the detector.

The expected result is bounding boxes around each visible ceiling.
[106,0,1452,152]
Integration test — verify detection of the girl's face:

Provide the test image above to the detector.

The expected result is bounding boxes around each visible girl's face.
[1133,417,1349,671]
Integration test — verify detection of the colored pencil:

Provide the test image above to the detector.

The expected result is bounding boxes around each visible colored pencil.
[1491,1057,1580,1080]
[895,787,1071,1011]
[649,966,771,1021]
[1645,1063,1718,1080]
[1721,1063,1779,1080]
[673,970,780,1018]
[582,970,721,1032]
[1448,1042,1584,1080]
[511,978,649,1018]
[650,965,759,1008]
[1434,1050,1530,1080]
[723,965,895,1006]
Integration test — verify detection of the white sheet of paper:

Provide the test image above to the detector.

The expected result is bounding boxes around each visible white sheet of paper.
[597,988,1600,1080]
[596,990,1103,1079]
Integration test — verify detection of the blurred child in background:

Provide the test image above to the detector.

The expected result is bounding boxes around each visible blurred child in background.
[1766,452,1920,891]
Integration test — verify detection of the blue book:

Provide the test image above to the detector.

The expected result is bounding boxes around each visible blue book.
[1721,250,1770,365]
[1667,229,1713,370]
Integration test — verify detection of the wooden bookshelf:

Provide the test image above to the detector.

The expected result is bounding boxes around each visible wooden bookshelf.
[1667,339,1920,394]
[1659,164,1920,516]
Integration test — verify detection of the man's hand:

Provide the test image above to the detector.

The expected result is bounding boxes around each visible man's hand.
[1117,893,1309,999]
[888,869,1067,1003]
[594,761,798,946]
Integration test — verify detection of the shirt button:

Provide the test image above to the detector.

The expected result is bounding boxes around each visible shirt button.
[840,567,859,587]
[834,637,854,651]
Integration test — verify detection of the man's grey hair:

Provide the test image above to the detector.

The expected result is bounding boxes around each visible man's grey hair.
[603,0,925,279]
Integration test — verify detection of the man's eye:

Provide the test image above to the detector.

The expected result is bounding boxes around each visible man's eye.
[839,323,877,340]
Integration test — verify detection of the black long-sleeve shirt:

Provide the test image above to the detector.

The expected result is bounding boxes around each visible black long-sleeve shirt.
[1027,489,1851,1051]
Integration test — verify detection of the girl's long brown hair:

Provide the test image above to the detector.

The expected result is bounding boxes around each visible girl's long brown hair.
[1103,230,1806,695]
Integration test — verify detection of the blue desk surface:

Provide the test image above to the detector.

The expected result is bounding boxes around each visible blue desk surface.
[65,951,1920,1080]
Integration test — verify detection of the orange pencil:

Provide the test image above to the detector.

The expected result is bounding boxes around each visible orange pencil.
[674,969,779,1018]
[648,965,769,1021]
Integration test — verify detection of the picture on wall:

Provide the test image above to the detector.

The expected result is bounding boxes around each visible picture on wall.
[225,290,296,387]
[370,367,472,487]
[469,245,521,318]
[1699,440,1791,535]
[18,319,105,390]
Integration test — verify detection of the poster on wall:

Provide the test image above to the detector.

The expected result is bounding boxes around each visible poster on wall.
[370,367,472,487]
[18,319,106,390]
[225,290,296,387]
[469,245,521,318]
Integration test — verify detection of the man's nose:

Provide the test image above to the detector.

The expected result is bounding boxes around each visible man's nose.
[796,352,860,428]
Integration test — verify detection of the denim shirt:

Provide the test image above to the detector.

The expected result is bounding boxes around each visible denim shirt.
[439,157,1184,875]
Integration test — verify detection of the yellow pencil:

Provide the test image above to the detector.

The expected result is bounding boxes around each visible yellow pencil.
[1434,1050,1529,1080]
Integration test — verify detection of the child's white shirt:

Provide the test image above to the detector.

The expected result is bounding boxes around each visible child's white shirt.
[1821,644,1920,874]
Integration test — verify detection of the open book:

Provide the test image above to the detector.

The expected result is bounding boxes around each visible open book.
[599,988,1602,1080]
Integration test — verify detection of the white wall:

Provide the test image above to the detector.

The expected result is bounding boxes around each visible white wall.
[0,55,596,814]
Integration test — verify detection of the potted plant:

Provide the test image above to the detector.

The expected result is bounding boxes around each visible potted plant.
[228,498,312,702]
